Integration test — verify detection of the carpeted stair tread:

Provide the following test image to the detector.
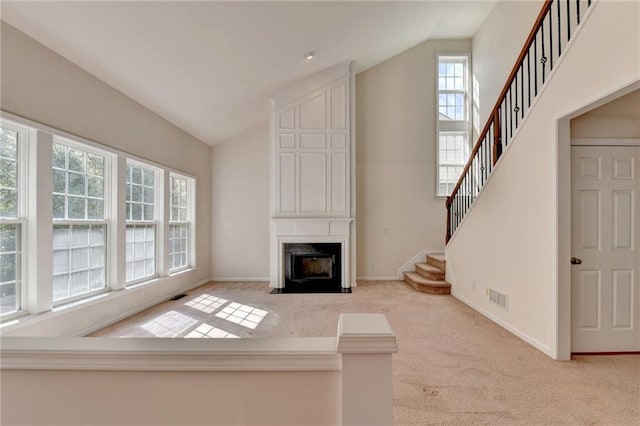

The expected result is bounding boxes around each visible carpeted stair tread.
[426,254,446,270]
[415,263,445,280]
[404,271,451,295]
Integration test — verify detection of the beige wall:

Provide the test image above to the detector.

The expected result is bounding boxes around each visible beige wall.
[472,0,543,134]
[1,369,340,425]
[211,39,472,280]
[446,0,640,358]
[210,121,270,279]
[571,89,640,138]
[0,22,212,335]
[356,39,471,278]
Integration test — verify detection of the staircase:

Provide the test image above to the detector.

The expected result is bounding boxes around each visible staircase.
[403,254,451,295]
[446,0,594,242]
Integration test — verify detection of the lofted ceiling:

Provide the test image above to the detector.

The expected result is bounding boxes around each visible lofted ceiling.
[1,1,497,145]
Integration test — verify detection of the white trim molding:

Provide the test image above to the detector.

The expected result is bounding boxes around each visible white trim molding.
[451,288,553,357]
[270,218,353,288]
[571,138,640,146]
[0,336,340,371]
[336,313,398,354]
[209,277,270,282]
[337,313,397,426]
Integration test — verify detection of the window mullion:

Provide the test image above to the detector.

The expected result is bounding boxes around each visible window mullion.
[110,155,126,291]
[27,130,54,314]
[158,170,170,276]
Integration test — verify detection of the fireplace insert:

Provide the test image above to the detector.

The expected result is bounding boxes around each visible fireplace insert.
[284,242,342,291]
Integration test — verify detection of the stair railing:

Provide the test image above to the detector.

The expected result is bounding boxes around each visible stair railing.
[446,0,593,243]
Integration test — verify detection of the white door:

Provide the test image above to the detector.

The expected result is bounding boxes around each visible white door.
[571,145,640,352]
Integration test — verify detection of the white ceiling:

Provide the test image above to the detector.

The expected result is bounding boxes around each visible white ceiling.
[1,1,497,145]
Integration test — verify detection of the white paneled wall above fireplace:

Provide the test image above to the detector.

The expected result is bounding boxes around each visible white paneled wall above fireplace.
[272,61,353,218]
[270,60,355,288]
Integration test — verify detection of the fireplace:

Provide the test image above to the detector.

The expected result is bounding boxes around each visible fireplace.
[284,243,342,290]
[269,61,354,291]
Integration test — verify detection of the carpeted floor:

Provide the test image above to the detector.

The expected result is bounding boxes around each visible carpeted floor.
[91,280,640,425]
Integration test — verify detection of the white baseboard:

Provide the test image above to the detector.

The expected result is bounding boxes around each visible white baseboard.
[396,250,444,279]
[451,288,554,358]
[356,276,400,281]
[210,277,270,282]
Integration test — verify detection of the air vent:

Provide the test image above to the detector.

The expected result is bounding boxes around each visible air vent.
[489,288,508,309]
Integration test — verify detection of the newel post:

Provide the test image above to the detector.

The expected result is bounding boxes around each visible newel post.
[337,314,398,426]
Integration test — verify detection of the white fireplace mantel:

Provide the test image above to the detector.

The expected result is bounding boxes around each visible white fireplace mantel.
[269,61,355,288]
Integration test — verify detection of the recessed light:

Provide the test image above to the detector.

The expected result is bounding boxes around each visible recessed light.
[305,51,315,60]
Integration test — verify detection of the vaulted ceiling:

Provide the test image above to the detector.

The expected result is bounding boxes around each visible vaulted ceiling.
[2,1,497,145]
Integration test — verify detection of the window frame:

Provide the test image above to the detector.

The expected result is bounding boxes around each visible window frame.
[0,111,200,326]
[51,136,112,306]
[436,53,472,198]
[0,119,29,319]
[125,160,161,286]
[168,173,194,274]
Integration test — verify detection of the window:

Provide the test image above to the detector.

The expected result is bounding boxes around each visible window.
[437,55,471,196]
[0,124,25,316]
[52,140,108,303]
[168,174,192,272]
[126,163,157,284]
[0,113,201,325]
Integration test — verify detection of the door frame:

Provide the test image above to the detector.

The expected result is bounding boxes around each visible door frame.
[555,80,640,360]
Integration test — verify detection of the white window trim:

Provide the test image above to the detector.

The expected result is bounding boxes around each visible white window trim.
[51,137,112,307]
[436,53,472,198]
[0,110,199,325]
[52,135,113,222]
[168,173,195,274]
[0,119,30,319]
[125,160,163,286]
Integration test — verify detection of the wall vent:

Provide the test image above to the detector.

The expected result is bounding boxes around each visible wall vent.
[489,288,508,309]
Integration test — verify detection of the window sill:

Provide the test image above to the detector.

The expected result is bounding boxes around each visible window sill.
[169,266,196,277]
[126,276,161,289]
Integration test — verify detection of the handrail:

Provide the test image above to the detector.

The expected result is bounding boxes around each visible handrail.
[446,0,593,242]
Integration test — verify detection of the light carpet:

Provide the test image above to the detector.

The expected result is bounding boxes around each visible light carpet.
[91,280,640,425]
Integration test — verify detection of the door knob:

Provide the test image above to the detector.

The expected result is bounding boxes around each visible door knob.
[571,257,582,265]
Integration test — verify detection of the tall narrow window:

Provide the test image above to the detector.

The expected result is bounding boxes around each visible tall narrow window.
[0,123,24,316]
[126,162,157,284]
[437,54,471,196]
[168,174,192,272]
[52,140,108,303]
